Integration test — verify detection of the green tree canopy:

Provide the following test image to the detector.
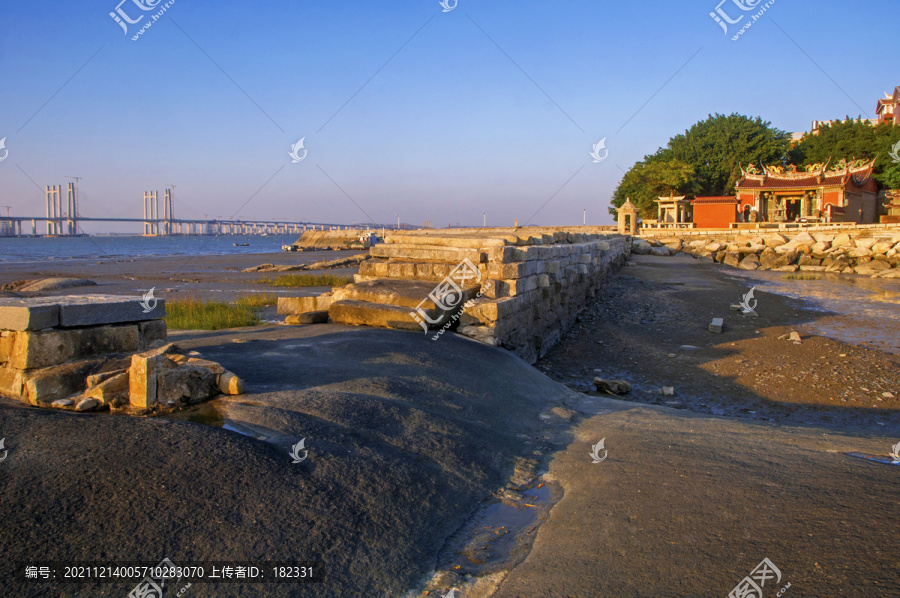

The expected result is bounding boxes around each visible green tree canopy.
[787,118,900,188]
[611,113,790,217]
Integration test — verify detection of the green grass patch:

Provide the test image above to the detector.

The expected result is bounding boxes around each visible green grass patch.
[165,297,262,330]
[234,293,280,308]
[254,273,353,288]
[782,273,822,280]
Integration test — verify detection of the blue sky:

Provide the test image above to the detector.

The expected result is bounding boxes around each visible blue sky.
[0,0,894,232]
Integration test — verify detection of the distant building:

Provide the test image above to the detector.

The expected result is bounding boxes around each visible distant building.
[876,87,900,126]
[733,160,878,224]
[690,196,740,228]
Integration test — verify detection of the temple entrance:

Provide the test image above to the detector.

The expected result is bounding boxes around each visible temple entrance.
[785,197,801,221]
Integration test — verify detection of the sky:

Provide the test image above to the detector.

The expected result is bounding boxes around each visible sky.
[0,0,895,233]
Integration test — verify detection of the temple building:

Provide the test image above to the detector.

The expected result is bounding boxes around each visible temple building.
[732,159,878,224]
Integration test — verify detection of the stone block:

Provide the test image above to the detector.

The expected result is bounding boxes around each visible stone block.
[0,331,14,366]
[0,298,60,331]
[333,279,480,310]
[157,365,218,405]
[329,299,444,331]
[709,318,724,333]
[138,320,167,345]
[24,358,106,406]
[277,295,334,315]
[370,243,486,263]
[9,325,142,370]
[129,354,175,409]
[0,364,25,399]
[286,311,329,325]
[85,371,130,404]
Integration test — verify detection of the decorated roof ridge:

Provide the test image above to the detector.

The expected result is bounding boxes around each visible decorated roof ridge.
[738,158,875,184]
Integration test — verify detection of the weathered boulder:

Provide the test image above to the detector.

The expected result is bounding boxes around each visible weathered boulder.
[811,241,831,253]
[723,252,741,268]
[794,232,814,243]
[832,233,852,247]
[631,239,652,255]
[75,397,102,412]
[764,234,788,248]
[812,233,834,244]
[217,371,246,395]
[705,242,723,252]
[854,238,877,250]
[871,242,893,254]
[650,246,671,257]
[758,248,780,269]
[848,247,873,259]
[798,255,821,267]
[738,254,760,270]
[593,378,631,395]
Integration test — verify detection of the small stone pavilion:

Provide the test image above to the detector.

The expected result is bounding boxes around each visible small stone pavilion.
[650,193,692,228]
[616,198,639,234]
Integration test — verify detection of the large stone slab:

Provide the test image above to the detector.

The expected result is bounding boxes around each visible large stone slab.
[0,298,60,331]
[329,300,443,331]
[371,243,487,264]
[0,294,165,331]
[9,325,142,370]
[56,294,166,327]
[277,295,333,315]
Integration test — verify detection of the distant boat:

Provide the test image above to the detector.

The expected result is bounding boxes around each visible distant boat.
[233,243,250,247]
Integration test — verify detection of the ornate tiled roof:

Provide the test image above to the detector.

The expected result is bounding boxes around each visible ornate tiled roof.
[735,159,875,190]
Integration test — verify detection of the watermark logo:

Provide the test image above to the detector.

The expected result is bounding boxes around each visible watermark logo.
[410,258,483,336]
[439,0,458,12]
[140,287,159,314]
[888,140,900,164]
[0,137,8,163]
[710,0,775,40]
[590,137,608,163]
[890,441,900,465]
[289,137,308,164]
[128,557,190,598]
[0,437,7,463]
[110,0,176,41]
[739,286,757,314]
[443,589,459,598]
[728,558,789,598]
[289,438,308,463]
[589,438,608,463]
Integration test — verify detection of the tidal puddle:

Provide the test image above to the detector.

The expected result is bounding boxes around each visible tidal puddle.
[165,401,290,444]
[728,269,900,354]
[845,452,900,466]
[438,479,561,576]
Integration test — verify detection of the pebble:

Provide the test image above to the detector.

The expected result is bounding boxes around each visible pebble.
[883,392,895,399]
[667,354,676,358]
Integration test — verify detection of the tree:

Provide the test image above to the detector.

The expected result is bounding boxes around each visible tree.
[788,119,900,188]
[611,113,789,216]
[609,159,695,218]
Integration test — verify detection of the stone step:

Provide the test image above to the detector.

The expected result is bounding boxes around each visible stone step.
[332,278,481,311]
[328,300,434,332]
[0,295,166,331]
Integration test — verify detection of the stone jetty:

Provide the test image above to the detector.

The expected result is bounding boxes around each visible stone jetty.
[279,227,630,363]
